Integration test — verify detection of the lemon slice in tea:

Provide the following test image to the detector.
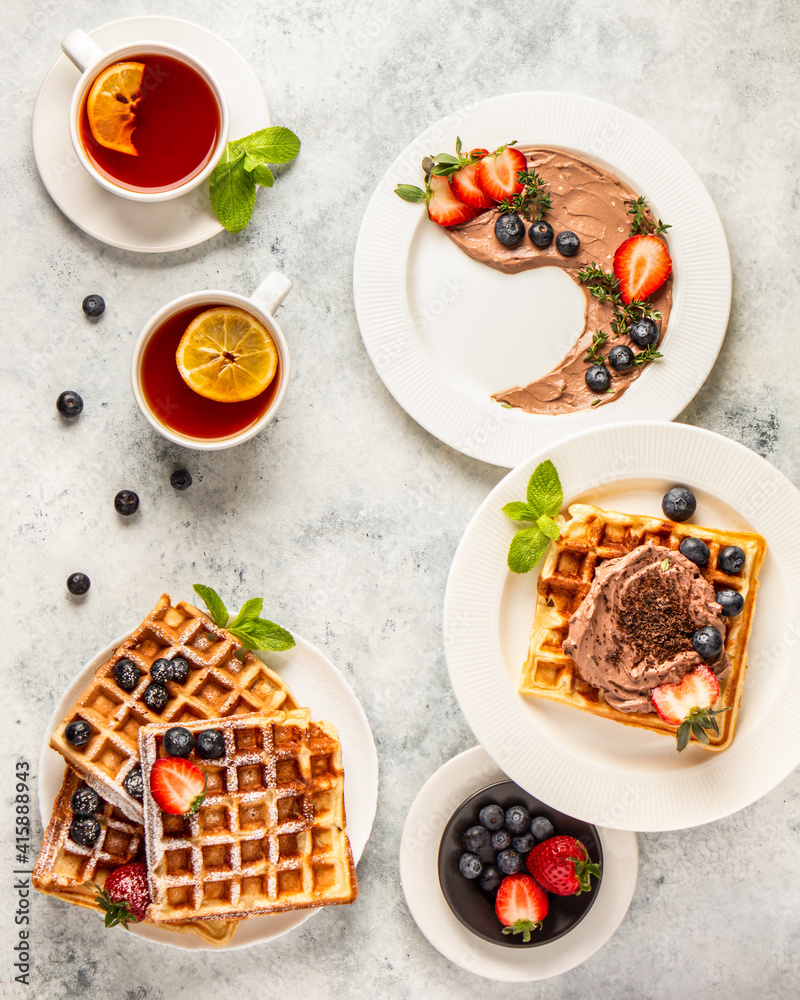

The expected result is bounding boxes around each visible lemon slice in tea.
[176,308,279,403]
[86,61,145,155]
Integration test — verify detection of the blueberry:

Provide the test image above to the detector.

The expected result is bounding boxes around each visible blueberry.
[555,230,580,256]
[716,589,744,617]
[123,766,144,800]
[529,220,554,247]
[67,573,90,596]
[513,833,535,854]
[504,805,531,835]
[530,815,554,840]
[495,213,526,247]
[150,658,174,684]
[718,546,746,574]
[478,804,505,831]
[57,391,83,417]
[69,816,101,846]
[82,294,105,318]
[496,849,522,874]
[585,365,611,393]
[170,469,193,491]
[679,537,710,567]
[114,490,140,516]
[459,852,483,879]
[170,657,190,683]
[491,829,511,851]
[113,658,140,692]
[196,728,226,760]
[662,487,696,523]
[70,787,100,816]
[163,726,195,758]
[479,863,503,893]
[608,345,635,372]
[692,626,723,658]
[141,682,169,712]
[463,825,490,853]
[630,317,659,348]
[65,720,92,747]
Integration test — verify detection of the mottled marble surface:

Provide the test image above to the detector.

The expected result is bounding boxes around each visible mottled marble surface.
[2,0,799,996]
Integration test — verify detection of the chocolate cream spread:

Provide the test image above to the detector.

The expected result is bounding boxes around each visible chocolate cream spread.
[444,148,672,415]
[563,544,728,713]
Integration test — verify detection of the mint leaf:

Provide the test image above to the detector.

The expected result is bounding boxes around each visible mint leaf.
[250,164,274,187]
[192,585,229,627]
[230,618,295,651]
[395,184,426,203]
[236,126,300,163]
[526,460,563,517]
[230,598,263,628]
[501,501,539,522]
[209,154,256,233]
[537,514,561,541]
[507,528,549,574]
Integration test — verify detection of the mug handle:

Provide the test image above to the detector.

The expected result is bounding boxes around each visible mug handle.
[250,272,292,316]
[61,29,104,73]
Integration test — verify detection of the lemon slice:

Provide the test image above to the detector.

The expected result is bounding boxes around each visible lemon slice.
[86,61,145,155]
[176,308,279,403]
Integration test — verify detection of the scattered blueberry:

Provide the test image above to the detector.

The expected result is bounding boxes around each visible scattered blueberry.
[662,487,696,523]
[529,220,554,247]
[141,682,169,712]
[679,537,710,567]
[513,833,535,854]
[495,213,526,247]
[479,863,503,893]
[585,365,611,393]
[113,658,140,692]
[459,852,483,879]
[82,294,105,318]
[196,728,226,760]
[478,804,505,831]
[69,816,101,846]
[496,848,522,874]
[65,720,92,747]
[463,825,490,853]
[67,573,90,596]
[114,490,140,516]
[150,658,174,684]
[163,726,195,758]
[170,656,190,684]
[491,829,511,851]
[123,766,144,800]
[530,815,554,840]
[608,345,635,372]
[716,589,745,617]
[629,317,659,348]
[692,625,723,658]
[504,805,531,835]
[555,230,580,256]
[57,391,84,417]
[718,545,746,574]
[70,787,100,816]
[170,469,193,491]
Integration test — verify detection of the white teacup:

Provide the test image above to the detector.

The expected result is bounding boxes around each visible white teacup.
[60,28,229,202]
[131,272,292,451]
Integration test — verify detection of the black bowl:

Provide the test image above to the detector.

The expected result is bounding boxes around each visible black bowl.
[438,779,602,947]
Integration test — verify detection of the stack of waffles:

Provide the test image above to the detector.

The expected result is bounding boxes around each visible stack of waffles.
[34,594,358,944]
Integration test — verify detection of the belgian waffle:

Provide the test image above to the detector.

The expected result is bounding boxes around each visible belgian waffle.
[50,595,297,823]
[519,504,766,750]
[33,767,236,946]
[140,709,358,923]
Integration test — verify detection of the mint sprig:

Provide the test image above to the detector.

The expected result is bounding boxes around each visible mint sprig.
[502,460,563,574]
[209,127,300,234]
[192,584,295,651]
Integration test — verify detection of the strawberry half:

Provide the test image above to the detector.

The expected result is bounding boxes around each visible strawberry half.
[450,160,494,209]
[494,873,549,942]
[426,174,476,227]
[475,144,527,202]
[150,756,206,815]
[526,836,601,896]
[613,234,672,304]
[651,664,730,751]
[94,862,150,928]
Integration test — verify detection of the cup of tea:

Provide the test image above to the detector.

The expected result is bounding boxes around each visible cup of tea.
[131,271,292,450]
[61,29,229,201]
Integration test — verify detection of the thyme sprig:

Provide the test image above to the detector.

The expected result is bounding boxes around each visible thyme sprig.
[591,389,616,407]
[498,169,552,222]
[627,196,671,237]
[633,346,664,367]
[577,262,662,339]
[583,330,607,365]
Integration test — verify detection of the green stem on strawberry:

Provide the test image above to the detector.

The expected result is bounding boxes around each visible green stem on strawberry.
[676,706,732,752]
[501,918,543,943]
[91,884,139,929]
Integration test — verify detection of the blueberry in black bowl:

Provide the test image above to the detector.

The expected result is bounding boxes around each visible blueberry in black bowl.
[463,825,490,853]
[459,853,483,879]
[496,848,521,874]
[505,804,530,835]
[478,803,504,830]
[491,829,511,851]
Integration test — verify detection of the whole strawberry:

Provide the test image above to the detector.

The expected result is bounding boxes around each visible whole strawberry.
[526,836,601,896]
[93,862,150,928]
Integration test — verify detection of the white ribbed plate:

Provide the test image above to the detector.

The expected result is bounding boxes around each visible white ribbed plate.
[444,422,800,830]
[353,93,731,467]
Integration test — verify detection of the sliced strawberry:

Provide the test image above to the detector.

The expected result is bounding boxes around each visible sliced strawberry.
[450,160,494,209]
[613,234,672,304]
[475,144,527,201]
[526,836,601,896]
[651,664,730,751]
[150,756,206,815]
[426,174,476,227]
[468,147,489,159]
[95,862,150,927]
[494,873,549,942]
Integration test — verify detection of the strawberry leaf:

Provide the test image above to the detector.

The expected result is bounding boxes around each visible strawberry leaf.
[395,184,426,203]
[676,719,692,752]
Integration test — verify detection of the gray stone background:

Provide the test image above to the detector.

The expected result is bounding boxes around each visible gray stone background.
[2,0,799,996]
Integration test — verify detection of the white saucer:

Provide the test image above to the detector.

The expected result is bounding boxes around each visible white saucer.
[399,746,638,982]
[32,16,270,253]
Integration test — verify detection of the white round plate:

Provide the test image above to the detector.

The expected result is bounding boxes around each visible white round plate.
[444,421,800,831]
[32,16,269,253]
[353,92,731,467]
[399,746,638,982]
[39,629,378,950]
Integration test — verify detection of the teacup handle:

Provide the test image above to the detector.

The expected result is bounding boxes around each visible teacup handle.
[250,272,292,316]
[61,29,104,73]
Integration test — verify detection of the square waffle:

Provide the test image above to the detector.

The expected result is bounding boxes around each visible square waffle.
[50,595,297,823]
[519,504,766,750]
[33,767,236,946]
[140,709,358,923]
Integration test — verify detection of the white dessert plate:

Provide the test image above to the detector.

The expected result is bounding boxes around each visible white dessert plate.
[444,421,800,831]
[39,628,378,950]
[353,92,731,467]
[399,746,638,982]
[32,16,269,252]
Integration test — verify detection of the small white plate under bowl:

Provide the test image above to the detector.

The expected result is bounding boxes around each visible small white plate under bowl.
[32,16,269,252]
[444,421,800,831]
[399,746,638,982]
[353,92,731,467]
[39,629,378,951]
